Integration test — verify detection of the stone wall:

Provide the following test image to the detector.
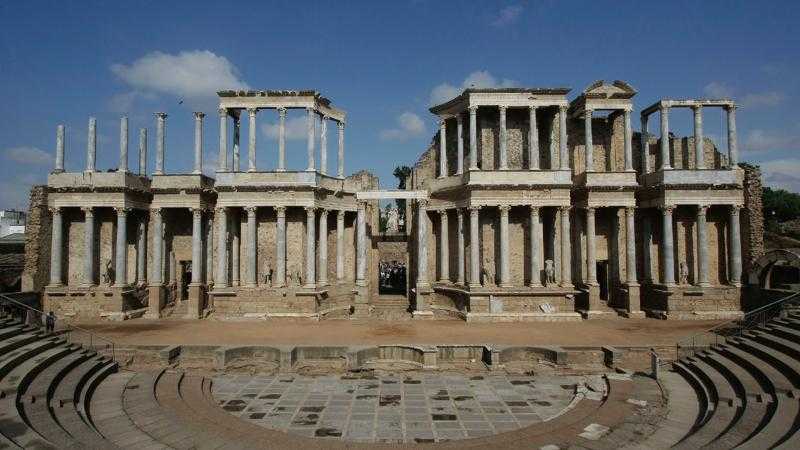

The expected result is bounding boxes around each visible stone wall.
[741,164,764,278]
[21,186,49,292]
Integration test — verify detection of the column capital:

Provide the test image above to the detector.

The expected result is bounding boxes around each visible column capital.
[218,107,227,117]
[691,104,703,112]
[245,206,257,214]
[49,207,62,215]
[468,205,481,213]
[438,118,446,126]
[584,107,594,115]
[150,207,162,217]
[559,205,571,213]
[357,200,368,211]
[320,114,330,121]
[304,206,317,214]
[558,105,568,113]
[659,104,670,113]
[498,105,507,112]
[438,209,448,217]
[81,206,94,216]
[417,199,428,209]
[115,207,131,215]
[214,206,226,214]
[529,105,538,111]
[191,207,203,217]
[529,205,540,214]
[154,112,167,119]
[275,205,286,216]
[337,209,345,219]
[625,206,636,216]
[277,107,287,117]
[468,105,478,114]
[623,107,633,114]
[726,104,738,112]
[498,204,511,213]
[337,121,345,130]
[731,204,743,214]
[455,208,464,217]
[660,204,676,214]
[585,206,595,214]
[247,107,257,116]
[319,208,329,216]
[193,111,206,119]
[697,205,709,216]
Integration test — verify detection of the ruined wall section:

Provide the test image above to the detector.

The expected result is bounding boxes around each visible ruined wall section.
[741,164,764,278]
[21,186,49,292]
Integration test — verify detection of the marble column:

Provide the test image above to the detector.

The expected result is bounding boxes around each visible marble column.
[499,205,511,287]
[49,208,63,286]
[336,210,345,282]
[416,201,429,286]
[205,213,213,285]
[529,106,539,170]
[625,207,637,284]
[337,122,345,178]
[729,205,742,286]
[438,210,449,283]
[119,116,129,172]
[151,209,163,285]
[468,206,480,287]
[624,109,634,171]
[86,117,97,172]
[318,209,328,286]
[661,205,675,285]
[469,106,478,171]
[305,207,316,288]
[560,206,572,287]
[659,105,671,170]
[696,205,710,286]
[216,207,229,288]
[559,106,569,170]
[233,114,241,171]
[456,209,465,284]
[54,124,65,173]
[277,108,287,171]
[114,208,128,287]
[231,212,240,286]
[356,203,366,286]
[584,109,594,172]
[438,118,447,177]
[155,113,166,175]
[320,116,328,175]
[137,215,147,285]
[83,207,95,286]
[693,105,704,169]
[642,213,652,283]
[275,207,286,287]
[191,208,202,284]
[247,108,257,172]
[218,108,228,172]
[139,128,147,176]
[640,114,650,174]
[585,207,597,285]
[456,115,464,175]
[169,250,176,285]
[499,106,508,170]
[529,206,541,286]
[193,112,204,174]
[727,106,738,167]
[245,206,257,287]
[306,108,316,171]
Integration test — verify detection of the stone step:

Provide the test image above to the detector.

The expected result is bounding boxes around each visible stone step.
[0,337,61,383]
[774,318,800,333]
[749,330,800,368]
[0,332,50,362]
[78,359,119,435]
[732,335,800,393]
[765,322,800,344]
[672,361,713,432]
[630,370,697,449]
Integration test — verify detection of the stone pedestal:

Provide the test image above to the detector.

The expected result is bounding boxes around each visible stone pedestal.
[186,283,204,319]
[145,285,165,319]
[623,284,645,318]
[352,284,370,318]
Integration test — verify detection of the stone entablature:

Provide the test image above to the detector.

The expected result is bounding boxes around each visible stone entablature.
[48,171,150,193]
[217,90,345,123]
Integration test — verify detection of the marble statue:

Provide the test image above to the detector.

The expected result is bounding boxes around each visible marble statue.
[679,262,689,285]
[544,259,556,286]
[386,206,400,233]
[103,259,114,285]
[263,262,273,287]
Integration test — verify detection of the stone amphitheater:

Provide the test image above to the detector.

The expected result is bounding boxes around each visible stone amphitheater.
[1,296,800,449]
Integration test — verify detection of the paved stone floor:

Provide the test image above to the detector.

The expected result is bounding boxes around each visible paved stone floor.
[212,372,597,443]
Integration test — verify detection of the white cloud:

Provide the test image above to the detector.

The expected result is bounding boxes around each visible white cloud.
[111,50,249,100]
[743,129,800,153]
[703,81,733,99]
[108,92,138,113]
[703,81,783,109]
[430,70,517,105]
[760,158,800,193]
[491,5,524,27]
[0,173,46,210]
[380,112,426,141]
[260,116,309,141]
[4,146,52,165]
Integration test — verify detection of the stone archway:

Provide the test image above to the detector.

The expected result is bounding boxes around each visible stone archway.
[749,248,800,289]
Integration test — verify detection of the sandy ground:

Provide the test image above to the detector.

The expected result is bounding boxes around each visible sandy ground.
[69,318,722,347]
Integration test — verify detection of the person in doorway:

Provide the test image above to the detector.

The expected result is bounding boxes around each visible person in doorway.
[45,311,56,334]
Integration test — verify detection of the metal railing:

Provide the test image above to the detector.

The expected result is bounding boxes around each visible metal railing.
[676,291,800,360]
[0,293,115,361]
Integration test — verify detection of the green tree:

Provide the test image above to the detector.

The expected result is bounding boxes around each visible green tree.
[392,165,412,228]
[763,187,800,222]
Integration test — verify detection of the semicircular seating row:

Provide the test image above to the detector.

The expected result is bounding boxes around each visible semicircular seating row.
[0,311,666,449]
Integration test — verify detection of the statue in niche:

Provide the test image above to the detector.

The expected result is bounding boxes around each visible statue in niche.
[263,262,273,287]
[102,259,114,285]
[544,259,556,286]
[386,207,400,233]
[481,265,494,286]
[679,262,689,285]
[294,269,303,286]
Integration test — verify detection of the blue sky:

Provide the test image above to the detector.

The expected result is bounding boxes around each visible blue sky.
[1,1,799,209]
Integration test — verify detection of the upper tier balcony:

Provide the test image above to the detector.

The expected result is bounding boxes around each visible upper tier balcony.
[214,170,348,192]
[47,171,150,192]
[575,171,638,188]
[641,168,742,187]
[428,169,572,192]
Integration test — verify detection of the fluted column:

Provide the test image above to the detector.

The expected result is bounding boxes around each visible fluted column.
[438,118,447,177]
[114,208,129,287]
[624,109,634,171]
[277,108,287,171]
[275,207,286,287]
[49,208,63,286]
[137,215,147,285]
[232,113,241,171]
[417,201,429,286]
[218,108,228,172]
[336,210,345,282]
[215,207,228,288]
[642,213,652,283]
[529,106,539,170]
[456,115,464,175]
[529,206,541,286]
[205,212,213,285]
[469,206,480,287]
[560,206,572,287]
[318,209,328,286]
[661,205,675,286]
[247,108,257,172]
[438,210,449,282]
[320,116,328,175]
[584,109,594,172]
[559,106,569,170]
[169,250,176,285]
[231,212,240,286]
[625,207,637,284]
[696,205,710,286]
[693,105,704,169]
[54,125,65,173]
[139,128,147,176]
[659,105,671,170]
[356,203,367,286]
[337,122,345,178]
[727,106,738,167]
[155,113,166,175]
[499,205,511,287]
[245,206,257,287]
[83,207,95,286]
[119,116,129,172]
[469,106,478,171]
[585,207,597,285]
[640,114,650,174]
[193,112,204,174]
[456,209,465,284]
[191,208,203,284]
[499,106,508,170]
[306,108,316,171]
[151,209,163,285]
[305,207,316,288]
[86,117,97,172]
[729,205,742,286]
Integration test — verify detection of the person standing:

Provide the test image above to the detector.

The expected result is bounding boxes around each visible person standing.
[45,311,56,334]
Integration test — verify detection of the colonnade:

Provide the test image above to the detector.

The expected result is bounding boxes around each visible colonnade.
[581,108,635,172]
[582,207,638,287]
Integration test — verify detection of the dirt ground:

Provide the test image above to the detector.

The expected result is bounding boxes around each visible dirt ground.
[70,318,722,347]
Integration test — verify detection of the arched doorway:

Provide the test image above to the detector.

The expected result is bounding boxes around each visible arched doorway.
[750,248,800,291]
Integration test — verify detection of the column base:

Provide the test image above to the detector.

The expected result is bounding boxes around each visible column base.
[499,282,513,288]
[145,285,165,319]
[186,283,204,319]
[625,283,642,317]
[412,310,435,320]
